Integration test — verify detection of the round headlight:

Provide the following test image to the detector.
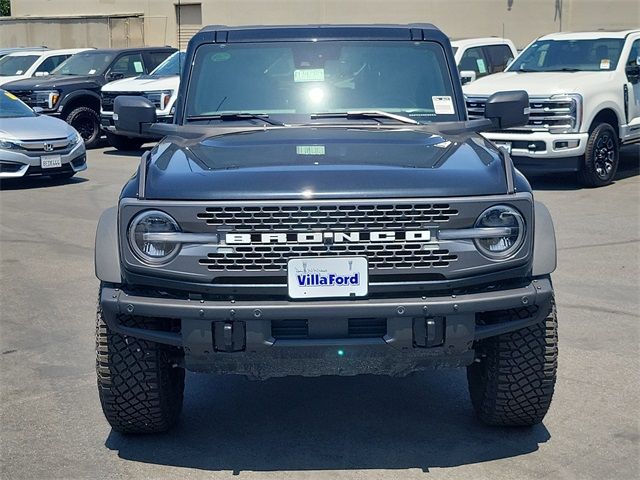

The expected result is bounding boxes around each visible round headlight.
[474,205,525,259]
[128,210,181,264]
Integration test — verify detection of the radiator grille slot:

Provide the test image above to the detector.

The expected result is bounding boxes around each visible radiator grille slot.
[271,319,308,339]
[347,318,387,338]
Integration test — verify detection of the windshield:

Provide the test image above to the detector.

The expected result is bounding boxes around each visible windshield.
[150,51,186,76]
[0,90,36,118]
[52,51,116,76]
[508,38,625,72]
[0,55,39,76]
[185,41,459,124]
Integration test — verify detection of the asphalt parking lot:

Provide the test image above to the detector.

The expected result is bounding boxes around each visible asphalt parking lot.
[1,144,639,479]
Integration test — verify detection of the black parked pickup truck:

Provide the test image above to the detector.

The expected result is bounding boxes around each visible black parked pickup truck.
[3,47,175,148]
[95,24,559,433]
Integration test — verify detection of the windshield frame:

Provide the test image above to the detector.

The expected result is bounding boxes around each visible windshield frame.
[507,38,626,73]
[180,40,463,126]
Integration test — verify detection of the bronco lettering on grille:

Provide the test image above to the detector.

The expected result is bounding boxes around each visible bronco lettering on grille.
[224,230,432,244]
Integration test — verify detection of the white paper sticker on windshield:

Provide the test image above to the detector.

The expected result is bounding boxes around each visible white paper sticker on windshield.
[432,96,455,115]
[600,59,611,70]
[89,69,96,74]
[133,61,144,73]
[294,69,325,82]
[296,145,325,155]
[476,58,487,74]
[16,70,23,75]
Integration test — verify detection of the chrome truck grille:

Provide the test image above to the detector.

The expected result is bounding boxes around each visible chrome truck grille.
[196,203,459,272]
[466,96,579,133]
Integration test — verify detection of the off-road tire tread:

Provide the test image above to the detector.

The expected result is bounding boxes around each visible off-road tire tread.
[66,106,101,149]
[467,298,558,426]
[577,123,619,188]
[96,295,184,433]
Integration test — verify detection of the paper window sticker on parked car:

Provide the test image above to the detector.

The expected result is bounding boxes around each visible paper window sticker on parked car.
[89,69,96,74]
[600,59,611,69]
[294,69,325,82]
[432,96,455,115]
[476,58,487,74]
[134,61,144,73]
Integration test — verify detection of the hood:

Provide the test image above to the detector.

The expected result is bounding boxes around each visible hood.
[0,75,28,87]
[103,75,179,92]
[136,127,513,201]
[463,70,616,97]
[0,114,76,141]
[3,75,101,90]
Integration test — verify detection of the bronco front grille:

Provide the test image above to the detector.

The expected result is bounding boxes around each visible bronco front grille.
[196,203,459,272]
[199,244,457,271]
[196,203,458,231]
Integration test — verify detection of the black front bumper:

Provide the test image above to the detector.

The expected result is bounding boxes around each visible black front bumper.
[99,277,553,379]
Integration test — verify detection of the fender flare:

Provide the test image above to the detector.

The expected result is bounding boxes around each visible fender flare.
[95,206,122,284]
[59,89,101,114]
[532,201,557,276]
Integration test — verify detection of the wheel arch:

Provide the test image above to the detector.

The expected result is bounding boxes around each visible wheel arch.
[60,90,101,117]
[588,108,621,139]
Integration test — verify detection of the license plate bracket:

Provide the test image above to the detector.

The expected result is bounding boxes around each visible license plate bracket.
[287,256,368,299]
[41,155,62,169]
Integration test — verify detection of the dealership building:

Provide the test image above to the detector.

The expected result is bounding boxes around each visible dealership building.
[1,0,639,50]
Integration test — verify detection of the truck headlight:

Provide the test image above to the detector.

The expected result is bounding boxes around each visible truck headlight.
[143,90,174,110]
[34,90,60,109]
[474,205,525,259]
[128,210,181,264]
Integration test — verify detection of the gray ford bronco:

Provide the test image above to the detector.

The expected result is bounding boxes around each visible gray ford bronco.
[95,24,558,433]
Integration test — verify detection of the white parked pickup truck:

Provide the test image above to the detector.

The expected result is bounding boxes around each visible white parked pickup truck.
[464,30,640,187]
[451,38,517,85]
[101,51,185,150]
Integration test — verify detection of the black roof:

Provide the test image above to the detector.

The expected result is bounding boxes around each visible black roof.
[195,24,446,43]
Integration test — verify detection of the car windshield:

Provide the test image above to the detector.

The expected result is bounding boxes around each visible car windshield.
[0,90,36,118]
[185,41,459,124]
[508,38,625,72]
[0,55,40,76]
[150,51,186,76]
[52,51,116,75]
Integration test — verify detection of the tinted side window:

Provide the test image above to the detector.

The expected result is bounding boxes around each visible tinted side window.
[627,39,639,66]
[110,53,145,77]
[35,55,70,74]
[484,45,514,73]
[458,47,490,78]
[145,51,173,72]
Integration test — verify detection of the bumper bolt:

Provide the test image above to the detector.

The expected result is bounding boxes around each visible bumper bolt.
[453,304,459,311]
[254,309,262,318]
[199,309,204,317]
[126,304,134,313]
[396,306,405,315]
[522,296,529,304]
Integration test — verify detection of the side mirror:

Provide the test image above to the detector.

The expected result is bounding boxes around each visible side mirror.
[626,57,640,84]
[107,71,125,82]
[460,70,476,85]
[32,106,44,114]
[484,90,529,129]
[114,96,157,136]
[34,71,49,77]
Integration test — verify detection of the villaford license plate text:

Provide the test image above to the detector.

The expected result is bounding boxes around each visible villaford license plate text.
[41,155,62,169]
[287,256,368,299]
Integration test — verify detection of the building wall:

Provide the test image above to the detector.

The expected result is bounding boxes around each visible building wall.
[4,0,640,49]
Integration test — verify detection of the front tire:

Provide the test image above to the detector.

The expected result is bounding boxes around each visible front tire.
[105,132,145,151]
[96,292,184,433]
[578,123,619,187]
[467,299,558,426]
[66,107,101,149]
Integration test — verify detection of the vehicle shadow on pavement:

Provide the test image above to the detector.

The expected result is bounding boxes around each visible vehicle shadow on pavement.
[105,370,550,473]
[102,147,153,157]
[0,176,88,191]
[528,144,639,191]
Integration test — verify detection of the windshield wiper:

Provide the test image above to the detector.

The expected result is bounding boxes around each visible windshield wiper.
[546,68,583,72]
[310,110,419,125]
[186,112,285,126]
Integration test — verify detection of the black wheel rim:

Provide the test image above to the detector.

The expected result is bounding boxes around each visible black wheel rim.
[73,114,96,141]
[593,132,616,179]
